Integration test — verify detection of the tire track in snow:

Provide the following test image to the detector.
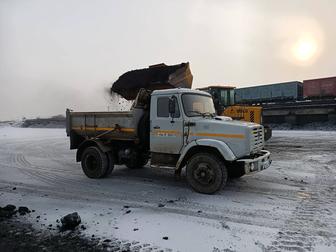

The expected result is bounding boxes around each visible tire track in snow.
[267,162,336,251]
[11,153,89,187]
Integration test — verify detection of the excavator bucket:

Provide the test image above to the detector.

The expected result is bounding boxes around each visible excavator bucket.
[111,62,193,100]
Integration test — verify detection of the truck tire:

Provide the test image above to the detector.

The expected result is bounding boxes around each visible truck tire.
[138,113,150,149]
[186,153,227,194]
[81,146,108,178]
[104,151,115,176]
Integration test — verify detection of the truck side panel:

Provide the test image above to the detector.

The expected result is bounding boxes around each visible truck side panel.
[67,111,140,144]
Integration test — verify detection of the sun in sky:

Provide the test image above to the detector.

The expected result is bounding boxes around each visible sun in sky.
[292,37,318,62]
[276,16,324,66]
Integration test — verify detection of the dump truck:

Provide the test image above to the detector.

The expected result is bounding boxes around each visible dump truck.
[66,88,272,194]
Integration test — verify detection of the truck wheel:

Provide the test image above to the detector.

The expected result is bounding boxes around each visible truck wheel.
[186,153,227,194]
[81,146,108,178]
[104,151,115,176]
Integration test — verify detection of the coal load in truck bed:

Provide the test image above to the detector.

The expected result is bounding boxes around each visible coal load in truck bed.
[111,62,193,100]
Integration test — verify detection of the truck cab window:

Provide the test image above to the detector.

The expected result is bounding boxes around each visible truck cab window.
[157,97,169,117]
[157,97,180,118]
[182,94,216,117]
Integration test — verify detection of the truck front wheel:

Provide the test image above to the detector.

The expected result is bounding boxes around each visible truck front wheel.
[81,146,108,178]
[186,153,227,194]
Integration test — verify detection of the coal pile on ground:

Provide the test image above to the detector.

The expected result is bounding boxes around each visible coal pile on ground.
[0,214,155,252]
[269,121,336,131]
[21,115,65,128]
[0,205,17,219]
[111,62,193,100]
[0,120,17,127]
[18,206,31,216]
[0,219,105,252]
[60,212,81,231]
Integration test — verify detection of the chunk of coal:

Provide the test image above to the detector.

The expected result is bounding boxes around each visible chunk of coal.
[18,206,30,215]
[3,205,16,212]
[125,210,131,214]
[162,236,169,240]
[0,205,16,219]
[60,212,81,230]
[158,203,165,208]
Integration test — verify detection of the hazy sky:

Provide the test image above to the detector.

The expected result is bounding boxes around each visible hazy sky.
[0,0,335,120]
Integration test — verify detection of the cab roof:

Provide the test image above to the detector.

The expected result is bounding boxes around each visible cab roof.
[152,88,211,97]
[199,85,236,90]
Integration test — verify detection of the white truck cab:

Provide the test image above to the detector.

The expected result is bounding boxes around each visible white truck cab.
[149,89,271,193]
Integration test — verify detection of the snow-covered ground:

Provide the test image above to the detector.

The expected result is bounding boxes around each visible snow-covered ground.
[0,127,335,251]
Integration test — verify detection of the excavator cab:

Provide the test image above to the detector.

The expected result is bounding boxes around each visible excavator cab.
[198,86,235,115]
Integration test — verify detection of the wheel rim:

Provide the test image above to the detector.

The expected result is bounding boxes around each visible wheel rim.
[193,162,215,185]
[85,154,98,171]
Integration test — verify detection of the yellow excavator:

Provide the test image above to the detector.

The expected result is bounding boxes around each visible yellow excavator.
[198,86,272,141]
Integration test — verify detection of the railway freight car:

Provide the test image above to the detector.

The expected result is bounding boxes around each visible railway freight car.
[303,76,336,99]
[235,81,303,104]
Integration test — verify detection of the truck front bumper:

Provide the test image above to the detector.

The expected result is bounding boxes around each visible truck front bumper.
[237,150,272,174]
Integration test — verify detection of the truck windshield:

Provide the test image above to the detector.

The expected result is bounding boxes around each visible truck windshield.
[182,94,216,117]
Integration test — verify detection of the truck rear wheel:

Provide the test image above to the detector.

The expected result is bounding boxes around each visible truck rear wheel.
[186,153,227,194]
[81,146,108,178]
[104,151,115,176]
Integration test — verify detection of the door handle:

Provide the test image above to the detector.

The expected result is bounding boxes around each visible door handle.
[153,126,160,129]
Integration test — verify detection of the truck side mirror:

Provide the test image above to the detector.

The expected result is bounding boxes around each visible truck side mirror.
[168,98,176,115]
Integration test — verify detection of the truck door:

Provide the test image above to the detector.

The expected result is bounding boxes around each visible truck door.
[150,95,184,154]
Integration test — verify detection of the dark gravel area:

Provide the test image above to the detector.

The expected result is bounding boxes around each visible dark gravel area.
[0,213,167,252]
[0,218,109,252]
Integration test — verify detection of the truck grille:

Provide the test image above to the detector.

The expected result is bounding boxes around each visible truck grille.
[251,126,264,152]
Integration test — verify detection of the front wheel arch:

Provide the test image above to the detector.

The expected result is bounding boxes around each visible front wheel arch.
[177,145,226,173]
[176,140,236,172]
